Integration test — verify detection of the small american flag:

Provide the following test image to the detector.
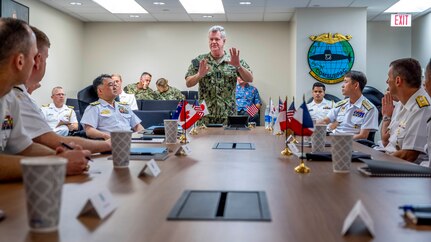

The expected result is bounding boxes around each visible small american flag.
[246,104,259,117]
[286,101,296,120]
[193,100,202,112]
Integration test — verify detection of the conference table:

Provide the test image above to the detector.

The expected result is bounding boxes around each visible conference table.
[1,127,431,242]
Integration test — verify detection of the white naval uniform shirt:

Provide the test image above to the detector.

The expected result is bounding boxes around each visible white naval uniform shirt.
[80,99,141,133]
[13,85,52,139]
[119,91,138,110]
[307,98,334,120]
[327,95,379,134]
[41,103,78,136]
[0,91,32,154]
[382,101,401,152]
[385,88,431,154]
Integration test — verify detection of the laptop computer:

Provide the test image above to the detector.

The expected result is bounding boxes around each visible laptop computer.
[224,115,250,130]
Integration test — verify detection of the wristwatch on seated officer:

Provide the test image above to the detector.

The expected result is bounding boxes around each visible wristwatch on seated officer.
[383,116,391,122]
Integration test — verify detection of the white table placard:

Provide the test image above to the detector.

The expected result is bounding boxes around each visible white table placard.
[78,188,117,220]
[175,145,192,156]
[342,200,375,237]
[139,159,161,177]
[287,143,301,156]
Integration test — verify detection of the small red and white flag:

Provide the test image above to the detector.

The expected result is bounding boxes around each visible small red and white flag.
[246,104,259,117]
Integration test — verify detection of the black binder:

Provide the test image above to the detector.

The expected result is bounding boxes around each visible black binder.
[357,159,431,177]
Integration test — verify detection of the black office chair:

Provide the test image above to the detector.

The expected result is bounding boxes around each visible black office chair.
[65,98,79,111]
[181,91,189,99]
[354,86,384,146]
[133,110,173,128]
[140,100,180,111]
[188,91,198,100]
[306,93,341,104]
[77,85,98,115]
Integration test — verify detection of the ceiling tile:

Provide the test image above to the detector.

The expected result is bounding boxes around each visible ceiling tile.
[264,12,294,21]
[227,13,264,21]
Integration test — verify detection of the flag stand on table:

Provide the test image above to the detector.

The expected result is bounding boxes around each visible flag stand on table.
[294,95,314,174]
[189,100,200,135]
[280,96,293,156]
[179,99,189,144]
[275,96,284,135]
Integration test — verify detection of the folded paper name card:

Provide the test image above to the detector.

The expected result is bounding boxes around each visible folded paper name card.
[175,145,191,156]
[78,188,117,220]
[139,159,161,177]
[167,190,271,221]
[342,200,375,237]
[212,142,255,150]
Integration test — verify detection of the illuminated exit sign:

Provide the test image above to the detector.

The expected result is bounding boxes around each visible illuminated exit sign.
[391,14,411,27]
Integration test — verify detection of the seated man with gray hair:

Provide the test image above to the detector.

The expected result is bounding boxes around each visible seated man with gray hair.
[41,86,78,136]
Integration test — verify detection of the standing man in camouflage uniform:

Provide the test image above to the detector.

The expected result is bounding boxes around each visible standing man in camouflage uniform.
[124,72,158,100]
[185,25,253,125]
[156,78,185,100]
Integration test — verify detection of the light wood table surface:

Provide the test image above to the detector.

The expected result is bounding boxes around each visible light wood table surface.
[1,127,431,242]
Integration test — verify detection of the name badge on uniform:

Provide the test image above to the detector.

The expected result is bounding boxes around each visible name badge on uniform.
[352,109,365,118]
[100,109,111,115]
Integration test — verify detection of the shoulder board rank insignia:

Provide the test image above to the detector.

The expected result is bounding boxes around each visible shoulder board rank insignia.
[335,99,348,108]
[68,105,74,109]
[416,96,430,108]
[90,101,100,106]
[42,104,49,107]
[362,100,373,111]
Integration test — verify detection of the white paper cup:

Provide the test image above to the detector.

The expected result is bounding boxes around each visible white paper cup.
[331,134,353,173]
[21,157,67,232]
[164,120,178,144]
[312,124,327,152]
[111,130,132,168]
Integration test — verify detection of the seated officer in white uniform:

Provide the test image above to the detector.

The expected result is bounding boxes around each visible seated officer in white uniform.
[41,86,78,136]
[14,26,110,155]
[318,70,379,140]
[307,82,334,120]
[0,19,90,181]
[111,73,138,110]
[385,58,431,163]
[81,74,144,140]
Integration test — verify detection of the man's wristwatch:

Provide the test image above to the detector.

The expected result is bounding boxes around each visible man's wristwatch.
[383,116,391,122]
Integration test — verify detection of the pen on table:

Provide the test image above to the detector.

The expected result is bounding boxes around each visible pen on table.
[60,142,93,162]
[398,205,431,213]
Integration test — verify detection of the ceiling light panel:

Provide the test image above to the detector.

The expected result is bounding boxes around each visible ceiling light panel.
[92,0,148,13]
[179,0,225,14]
[384,0,431,13]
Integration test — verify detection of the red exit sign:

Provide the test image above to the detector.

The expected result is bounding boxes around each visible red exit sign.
[391,14,411,27]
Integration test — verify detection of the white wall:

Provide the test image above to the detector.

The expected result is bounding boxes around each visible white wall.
[366,21,411,93]
[82,22,292,107]
[294,8,367,102]
[15,0,84,105]
[412,12,431,71]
